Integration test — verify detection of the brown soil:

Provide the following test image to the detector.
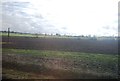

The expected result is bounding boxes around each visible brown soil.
[2,36,118,54]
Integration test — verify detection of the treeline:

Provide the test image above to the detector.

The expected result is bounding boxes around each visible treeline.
[0,30,118,40]
[0,31,31,34]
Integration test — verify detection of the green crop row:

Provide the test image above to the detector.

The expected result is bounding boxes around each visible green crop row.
[2,48,118,63]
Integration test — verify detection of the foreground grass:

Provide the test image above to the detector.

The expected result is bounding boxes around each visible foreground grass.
[2,48,118,63]
[2,68,57,79]
[2,48,118,79]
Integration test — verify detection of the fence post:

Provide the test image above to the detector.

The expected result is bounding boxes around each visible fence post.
[8,28,10,37]
[8,28,10,44]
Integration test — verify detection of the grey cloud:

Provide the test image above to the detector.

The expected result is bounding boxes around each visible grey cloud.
[61,27,67,30]
[102,26,110,29]
[2,1,61,34]
[102,26,117,31]
[2,2,29,14]
[101,26,118,36]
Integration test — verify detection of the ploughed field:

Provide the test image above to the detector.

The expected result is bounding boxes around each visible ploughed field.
[2,36,119,79]
[2,36,118,54]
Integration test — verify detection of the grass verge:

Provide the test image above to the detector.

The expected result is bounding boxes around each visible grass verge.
[2,48,119,79]
[2,48,118,63]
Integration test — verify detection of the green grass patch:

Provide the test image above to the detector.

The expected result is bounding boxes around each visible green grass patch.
[2,48,118,63]
[1,32,35,37]
[0,42,13,44]
[0,32,74,39]
[2,48,118,78]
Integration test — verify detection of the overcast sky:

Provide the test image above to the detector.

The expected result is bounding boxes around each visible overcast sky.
[1,0,119,36]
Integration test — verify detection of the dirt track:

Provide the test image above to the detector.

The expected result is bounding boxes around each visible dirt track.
[2,36,118,54]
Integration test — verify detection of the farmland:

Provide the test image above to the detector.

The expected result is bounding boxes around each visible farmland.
[2,36,118,54]
[1,35,119,79]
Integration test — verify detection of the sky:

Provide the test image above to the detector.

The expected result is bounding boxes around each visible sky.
[1,0,119,36]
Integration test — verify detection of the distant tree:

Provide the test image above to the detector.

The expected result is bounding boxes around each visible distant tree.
[11,31,15,33]
[56,33,61,36]
[2,31,7,33]
[35,33,39,38]
[88,35,91,38]
[81,35,84,37]
[45,33,47,36]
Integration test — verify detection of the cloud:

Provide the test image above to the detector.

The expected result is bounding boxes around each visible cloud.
[1,1,61,34]
[1,0,118,36]
[102,26,110,30]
